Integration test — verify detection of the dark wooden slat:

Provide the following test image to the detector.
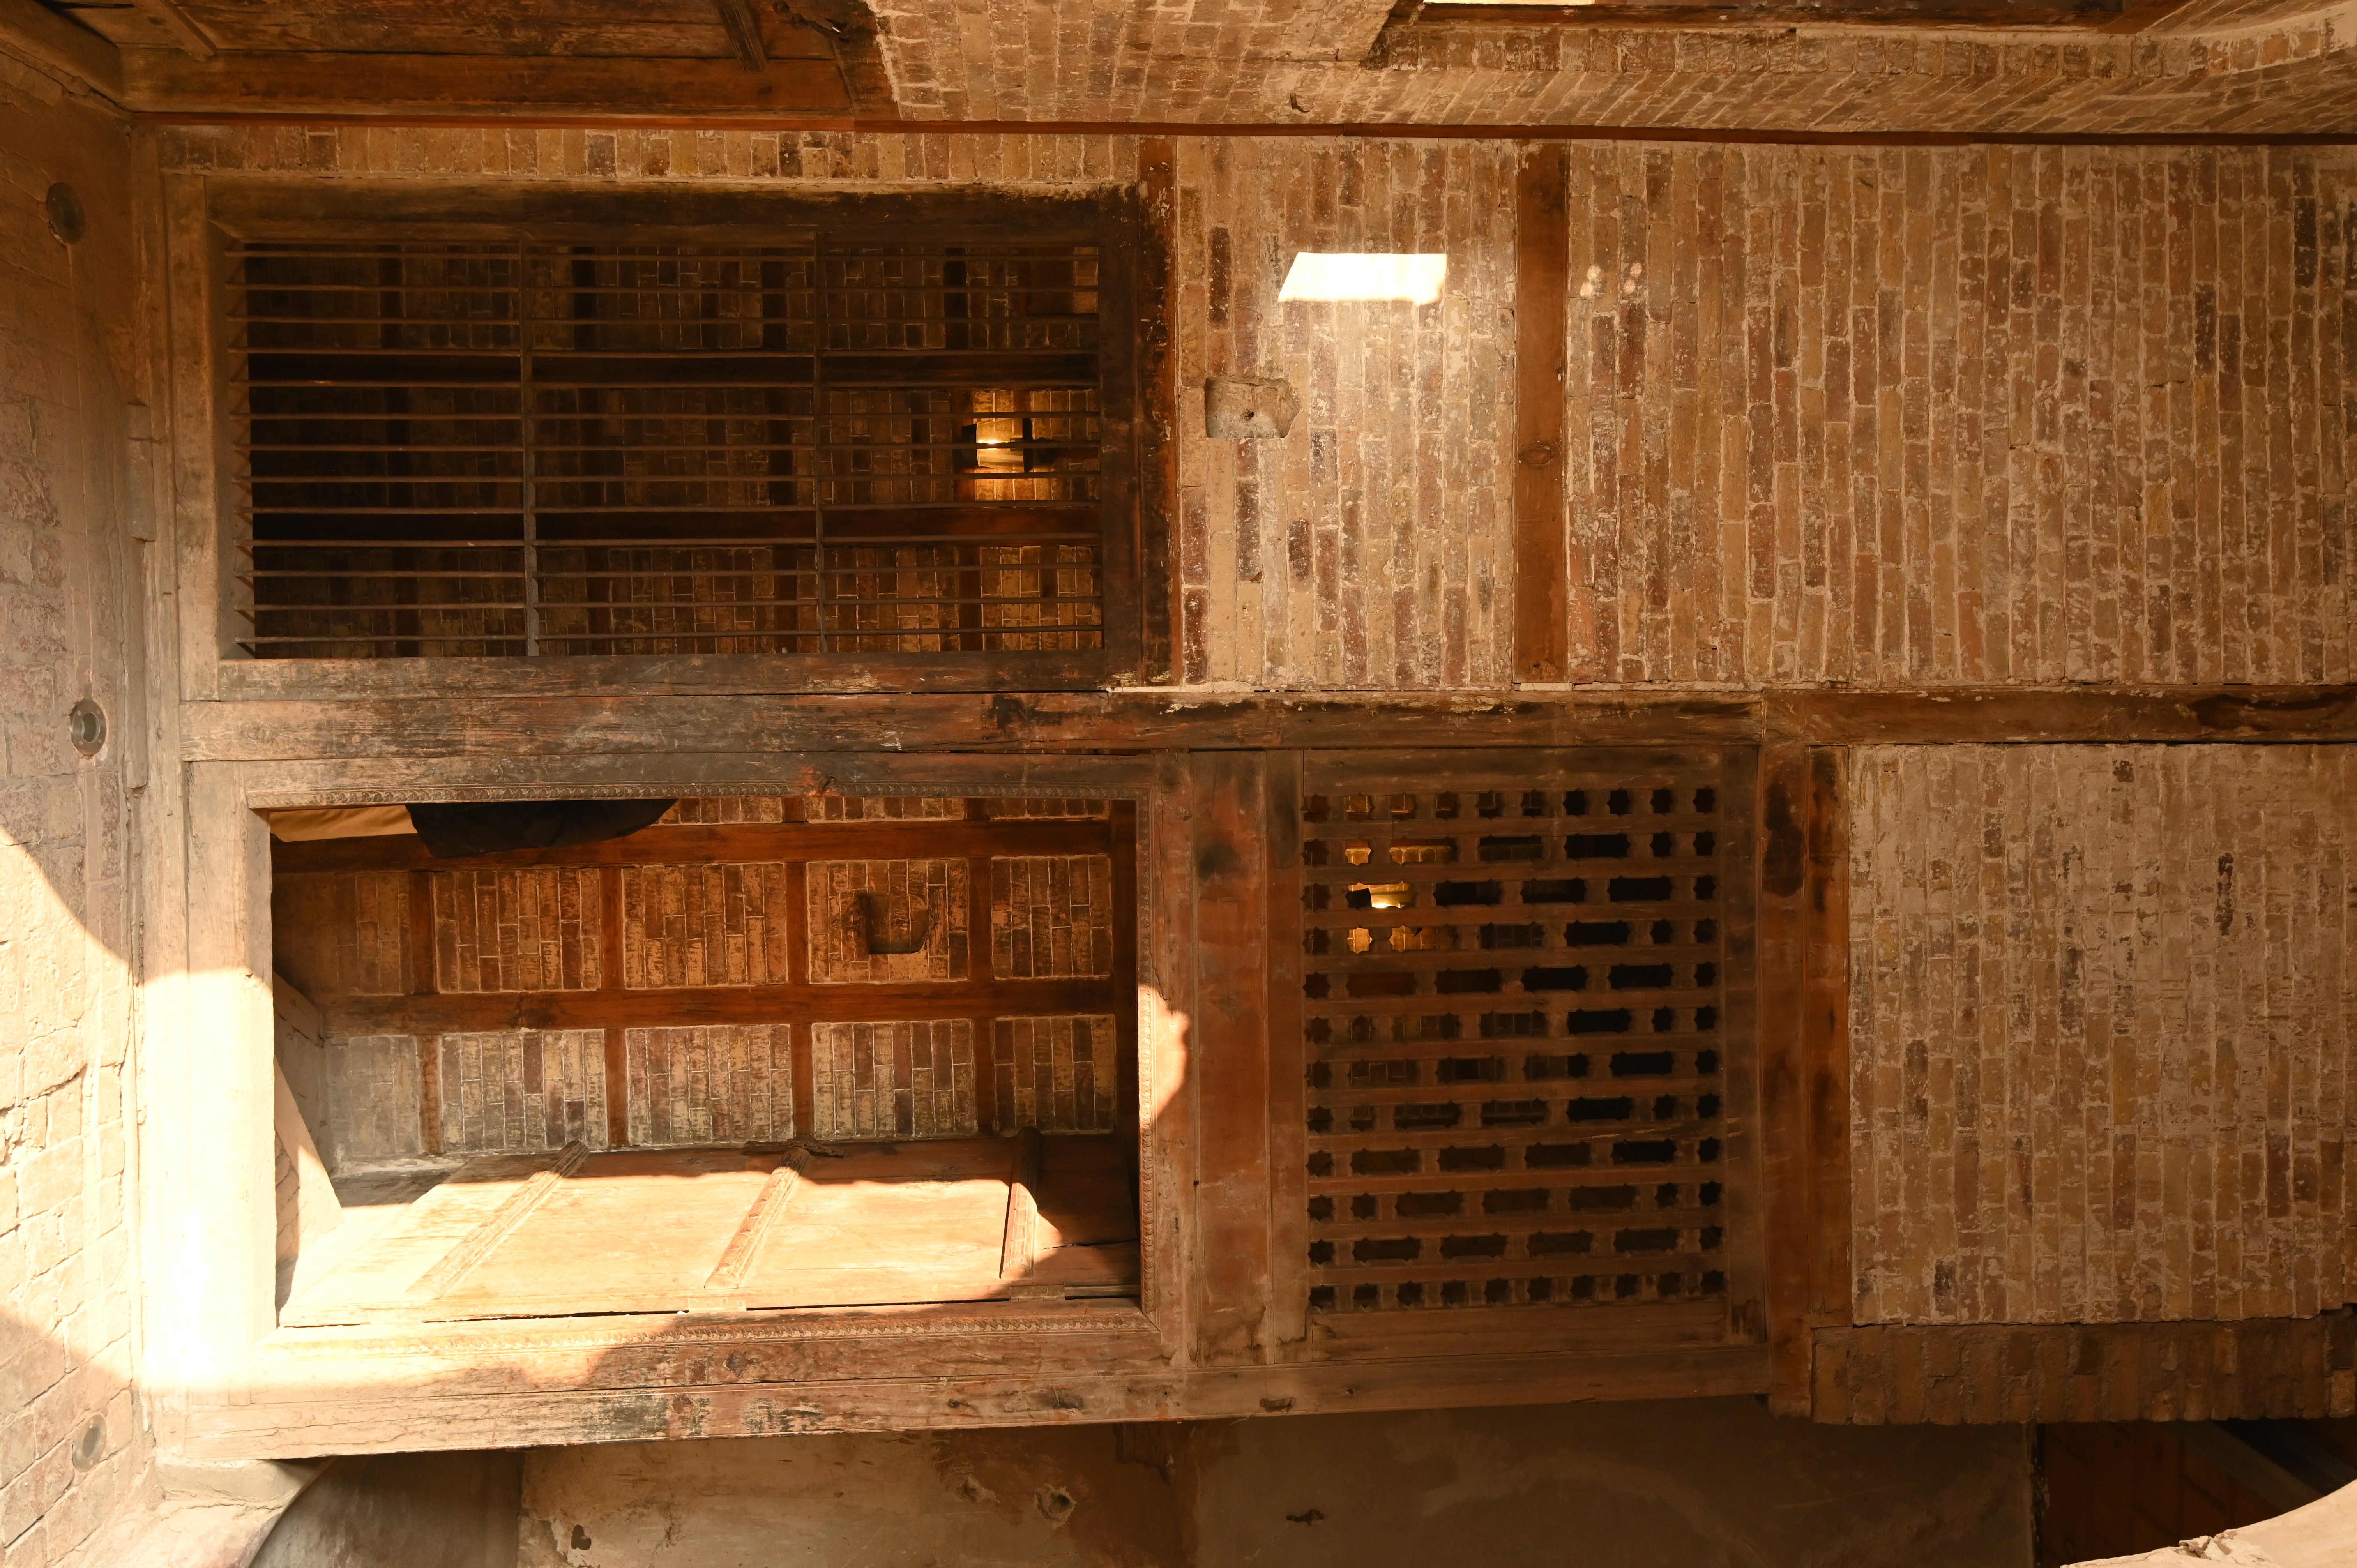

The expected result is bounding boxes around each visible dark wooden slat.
[323,978,1122,1036]
[405,1141,591,1300]
[123,50,852,113]
[0,0,124,95]
[712,0,767,68]
[272,817,1114,874]
[1512,144,1570,683]
[1134,140,1179,682]
[199,685,2357,760]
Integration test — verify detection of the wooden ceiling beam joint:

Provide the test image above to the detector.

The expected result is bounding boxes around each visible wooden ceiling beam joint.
[126,0,217,58]
[714,0,769,71]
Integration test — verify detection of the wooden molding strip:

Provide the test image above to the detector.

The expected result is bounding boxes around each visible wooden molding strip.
[999,1127,1044,1280]
[193,685,2357,766]
[405,1141,590,1301]
[1512,144,1571,684]
[127,111,2357,147]
[705,1154,805,1291]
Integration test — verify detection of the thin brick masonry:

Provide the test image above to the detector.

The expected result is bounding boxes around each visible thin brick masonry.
[1850,746,2357,1327]
[855,0,2357,134]
[1562,144,2357,689]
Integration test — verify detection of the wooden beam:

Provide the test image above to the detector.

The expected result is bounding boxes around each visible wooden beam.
[322,979,1123,1037]
[0,0,123,96]
[1763,685,2357,744]
[1758,746,1852,1416]
[1512,143,1571,684]
[273,818,1115,875]
[713,0,769,71]
[121,49,851,115]
[125,0,216,58]
[189,685,2357,767]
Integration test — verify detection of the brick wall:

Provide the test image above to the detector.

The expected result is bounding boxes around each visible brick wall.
[1561,144,2355,687]
[161,129,2357,695]
[0,74,149,1568]
[1850,745,2357,1328]
[861,0,2357,134]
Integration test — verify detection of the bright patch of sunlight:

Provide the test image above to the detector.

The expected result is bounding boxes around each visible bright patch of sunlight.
[1278,253,1448,304]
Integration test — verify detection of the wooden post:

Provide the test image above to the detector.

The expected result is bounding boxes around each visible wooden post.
[1512,143,1571,685]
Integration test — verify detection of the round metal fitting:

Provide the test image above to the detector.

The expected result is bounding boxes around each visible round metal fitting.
[71,1414,104,1471]
[67,697,106,758]
[45,183,85,245]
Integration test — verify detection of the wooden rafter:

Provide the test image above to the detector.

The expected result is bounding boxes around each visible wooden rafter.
[714,0,769,70]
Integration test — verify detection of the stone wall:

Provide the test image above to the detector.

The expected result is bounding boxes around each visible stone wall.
[0,70,150,1568]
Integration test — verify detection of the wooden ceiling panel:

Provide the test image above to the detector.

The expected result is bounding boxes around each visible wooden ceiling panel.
[158,0,835,60]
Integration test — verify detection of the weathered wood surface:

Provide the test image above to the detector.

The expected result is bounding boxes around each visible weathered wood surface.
[1187,752,1276,1365]
[275,818,1112,874]
[1809,1317,2357,1425]
[122,48,852,114]
[191,1342,1769,1458]
[187,687,2357,766]
[1756,746,1852,1415]
[1512,144,1570,683]
[0,0,124,94]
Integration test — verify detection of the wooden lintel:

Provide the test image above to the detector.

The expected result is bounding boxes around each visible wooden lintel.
[1762,685,2357,744]
[323,978,1123,1038]
[188,685,2357,765]
[120,49,850,115]
[0,0,124,96]
[273,817,1117,875]
[713,0,769,70]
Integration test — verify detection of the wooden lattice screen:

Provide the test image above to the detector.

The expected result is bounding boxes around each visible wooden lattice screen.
[1295,751,1749,1315]
[231,217,1121,675]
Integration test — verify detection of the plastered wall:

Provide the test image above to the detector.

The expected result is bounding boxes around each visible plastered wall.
[0,69,150,1568]
[511,1398,2032,1568]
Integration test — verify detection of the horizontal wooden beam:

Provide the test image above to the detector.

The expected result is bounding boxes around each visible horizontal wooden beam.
[185,686,2357,764]
[274,817,1116,874]
[323,978,1123,1036]
[1760,685,2357,744]
[0,0,124,97]
[121,48,850,115]
[180,1342,1770,1458]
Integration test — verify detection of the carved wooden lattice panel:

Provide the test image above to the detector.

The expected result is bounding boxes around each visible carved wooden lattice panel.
[1297,752,1747,1314]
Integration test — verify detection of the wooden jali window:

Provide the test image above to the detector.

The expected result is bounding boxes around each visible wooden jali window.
[228,198,1136,682]
[1295,752,1752,1317]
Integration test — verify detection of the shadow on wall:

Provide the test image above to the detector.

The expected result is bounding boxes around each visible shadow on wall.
[249,1450,523,1568]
